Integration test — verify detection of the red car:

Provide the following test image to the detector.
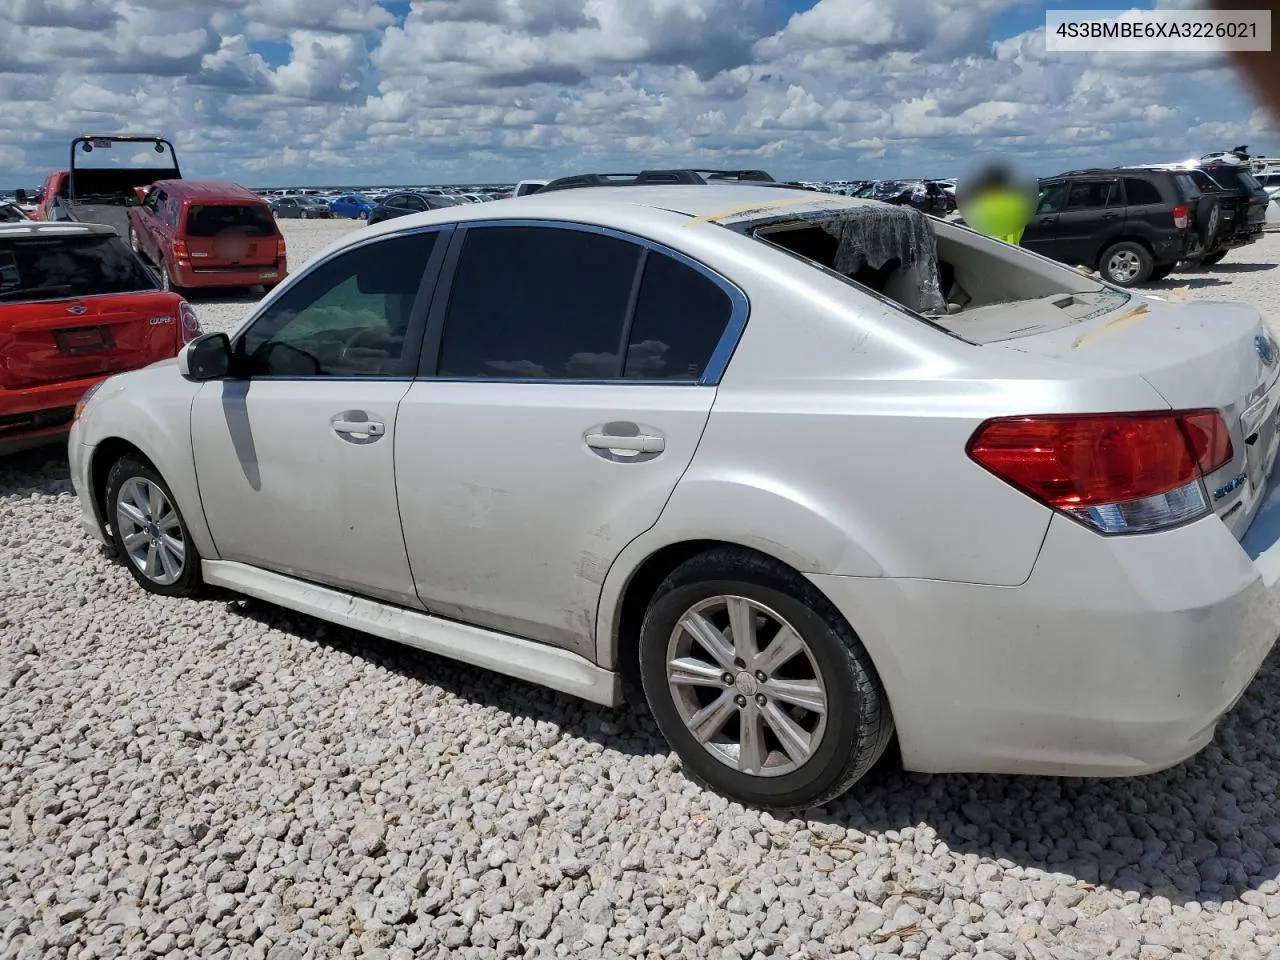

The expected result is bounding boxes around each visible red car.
[0,221,200,455]
[127,180,287,293]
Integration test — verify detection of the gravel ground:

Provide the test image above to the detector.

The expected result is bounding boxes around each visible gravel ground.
[3,224,1280,960]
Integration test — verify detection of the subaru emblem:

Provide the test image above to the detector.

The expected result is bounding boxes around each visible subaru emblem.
[1257,335,1275,366]
[67,304,87,316]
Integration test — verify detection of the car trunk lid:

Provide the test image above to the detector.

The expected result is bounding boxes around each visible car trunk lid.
[996,298,1279,538]
[0,291,182,388]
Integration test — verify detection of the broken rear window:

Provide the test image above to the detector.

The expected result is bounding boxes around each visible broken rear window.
[738,201,1125,344]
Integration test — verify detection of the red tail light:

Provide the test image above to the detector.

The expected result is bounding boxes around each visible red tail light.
[1173,204,1189,229]
[276,237,287,259]
[967,411,1233,534]
[174,239,190,260]
[178,299,202,343]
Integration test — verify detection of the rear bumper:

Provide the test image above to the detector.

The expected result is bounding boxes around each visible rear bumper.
[814,508,1280,779]
[173,261,285,289]
[0,375,104,456]
[1218,223,1265,250]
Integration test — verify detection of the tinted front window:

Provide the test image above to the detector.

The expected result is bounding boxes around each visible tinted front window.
[1122,178,1163,206]
[186,204,275,237]
[624,253,732,380]
[1037,182,1069,213]
[1066,180,1119,209]
[239,232,437,377]
[0,235,156,302]
[438,226,641,379]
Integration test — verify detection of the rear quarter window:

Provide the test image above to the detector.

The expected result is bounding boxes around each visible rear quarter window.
[1122,178,1163,206]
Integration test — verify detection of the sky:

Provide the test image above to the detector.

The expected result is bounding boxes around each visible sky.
[0,0,1275,188]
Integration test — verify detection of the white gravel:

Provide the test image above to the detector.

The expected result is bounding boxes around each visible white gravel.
[3,224,1280,960]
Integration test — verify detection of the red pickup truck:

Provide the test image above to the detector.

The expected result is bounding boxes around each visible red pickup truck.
[126,180,287,293]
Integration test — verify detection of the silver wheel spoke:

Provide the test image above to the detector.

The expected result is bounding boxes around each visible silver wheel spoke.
[159,511,182,533]
[123,531,150,552]
[157,541,180,580]
[147,481,164,518]
[762,701,812,764]
[118,500,147,528]
[763,677,826,713]
[144,544,160,579]
[679,612,737,672]
[160,533,184,562]
[738,703,768,774]
[726,597,758,662]
[688,691,737,743]
[118,499,146,529]
[668,656,726,688]
[755,625,805,677]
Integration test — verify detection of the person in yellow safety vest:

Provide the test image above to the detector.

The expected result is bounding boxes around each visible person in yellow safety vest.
[957,163,1037,246]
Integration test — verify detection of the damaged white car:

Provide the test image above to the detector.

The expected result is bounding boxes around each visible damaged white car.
[69,179,1280,807]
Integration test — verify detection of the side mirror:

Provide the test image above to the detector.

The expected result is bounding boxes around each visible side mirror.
[14,189,26,203]
[179,332,232,381]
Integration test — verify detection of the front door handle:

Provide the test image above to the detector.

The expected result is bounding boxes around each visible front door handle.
[332,413,386,442]
[585,432,664,453]
[1100,212,1119,220]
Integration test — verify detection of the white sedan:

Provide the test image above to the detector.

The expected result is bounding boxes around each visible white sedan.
[68,180,1280,807]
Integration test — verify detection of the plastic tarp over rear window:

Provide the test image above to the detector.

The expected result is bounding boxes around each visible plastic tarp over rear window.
[757,205,948,315]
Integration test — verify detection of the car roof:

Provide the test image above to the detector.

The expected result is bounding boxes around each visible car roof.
[0,221,117,238]
[153,180,265,202]
[351,185,888,252]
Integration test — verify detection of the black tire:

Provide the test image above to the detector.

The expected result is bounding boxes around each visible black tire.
[1201,249,1228,266]
[158,262,181,294]
[638,548,894,808]
[1196,196,1222,247]
[1098,241,1153,286]
[1148,264,1174,282]
[104,456,202,597]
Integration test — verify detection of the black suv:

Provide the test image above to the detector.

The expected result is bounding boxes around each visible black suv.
[1021,168,1216,286]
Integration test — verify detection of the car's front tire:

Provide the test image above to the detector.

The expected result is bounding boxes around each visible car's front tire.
[638,548,894,808]
[105,456,202,597]
[1099,241,1153,286]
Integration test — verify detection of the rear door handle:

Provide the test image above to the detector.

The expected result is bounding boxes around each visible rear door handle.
[586,433,664,453]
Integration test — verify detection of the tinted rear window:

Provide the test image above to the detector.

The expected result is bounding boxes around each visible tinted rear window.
[185,204,276,237]
[0,235,156,302]
[1202,167,1260,192]
[1122,178,1163,205]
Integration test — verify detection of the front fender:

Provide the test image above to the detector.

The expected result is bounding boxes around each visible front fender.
[77,367,217,562]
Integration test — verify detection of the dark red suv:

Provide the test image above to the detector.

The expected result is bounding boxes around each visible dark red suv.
[127,180,287,293]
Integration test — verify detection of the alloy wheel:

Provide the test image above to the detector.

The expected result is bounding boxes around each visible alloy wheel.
[115,476,186,586]
[665,595,828,777]
[1107,249,1142,283]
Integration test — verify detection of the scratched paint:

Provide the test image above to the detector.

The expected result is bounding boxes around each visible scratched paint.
[1071,303,1150,351]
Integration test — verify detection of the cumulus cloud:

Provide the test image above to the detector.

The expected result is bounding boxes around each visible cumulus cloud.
[0,0,1273,187]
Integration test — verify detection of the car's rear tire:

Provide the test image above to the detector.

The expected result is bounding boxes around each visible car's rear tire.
[158,262,180,293]
[1099,241,1153,286]
[127,224,144,261]
[638,548,894,809]
[105,456,202,598]
[1201,249,1228,266]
